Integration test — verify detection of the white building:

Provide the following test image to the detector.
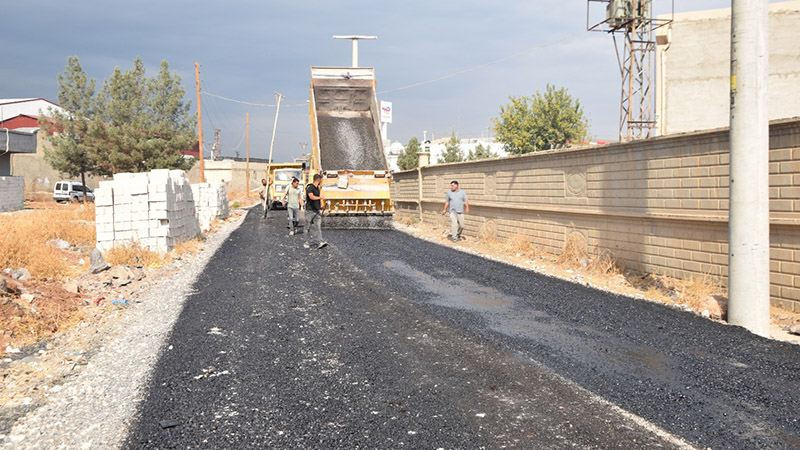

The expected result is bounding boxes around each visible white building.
[385,137,509,171]
[655,1,800,135]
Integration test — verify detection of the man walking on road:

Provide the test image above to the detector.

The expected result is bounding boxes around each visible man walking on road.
[303,174,328,249]
[259,177,272,218]
[441,180,469,242]
[282,177,304,235]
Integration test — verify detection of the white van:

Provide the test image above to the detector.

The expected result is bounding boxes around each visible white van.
[53,181,95,203]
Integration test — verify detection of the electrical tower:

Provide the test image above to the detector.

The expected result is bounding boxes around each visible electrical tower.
[587,0,672,141]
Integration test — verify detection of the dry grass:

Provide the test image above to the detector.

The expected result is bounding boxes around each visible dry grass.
[673,273,723,310]
[173,237,204,256]
[0,204,96,279]
[588,249,624,276]
[104,242,170,268]
[501,234,543,259]
[557,231,588,266]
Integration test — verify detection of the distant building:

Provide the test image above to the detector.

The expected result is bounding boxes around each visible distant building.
[655,2,800,135]
[0,98,64,129]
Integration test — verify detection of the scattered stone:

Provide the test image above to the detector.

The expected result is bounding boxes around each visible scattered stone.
[159,420,181,429]
[702,295,728,320]
[90,249,110,274]
[11,268,31,281]
[109,265,138,287]
[78,259,86,266]
[64,280,81,294]
[0,278,6,293]
[789,324,800,336]
[21,293,35,302]
[47,239,71,250]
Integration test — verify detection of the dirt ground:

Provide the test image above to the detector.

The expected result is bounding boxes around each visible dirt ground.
[393,219,800,345]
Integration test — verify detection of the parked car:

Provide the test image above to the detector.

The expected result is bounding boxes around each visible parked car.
[53,181,95,203]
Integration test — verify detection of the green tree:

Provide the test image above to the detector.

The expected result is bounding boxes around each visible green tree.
[467,143,497,161]
[492,84,588,154]
[91,58,196,175]
[40,56,97,201]
[397,136,421,170]
[437,133,464,164]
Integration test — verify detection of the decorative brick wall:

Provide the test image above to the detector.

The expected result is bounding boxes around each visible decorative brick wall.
[391,119,800,311]
[0,176,24,212]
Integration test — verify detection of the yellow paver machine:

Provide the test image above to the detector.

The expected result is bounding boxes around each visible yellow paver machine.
[308,66,393,228]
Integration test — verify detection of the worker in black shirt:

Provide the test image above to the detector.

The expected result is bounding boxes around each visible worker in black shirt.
[303,174,327,249]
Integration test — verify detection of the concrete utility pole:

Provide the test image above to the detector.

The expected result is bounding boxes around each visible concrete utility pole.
[728,0,770,337]
[333,35,377,67]
[194,62,205,182]
[246,113,250,197]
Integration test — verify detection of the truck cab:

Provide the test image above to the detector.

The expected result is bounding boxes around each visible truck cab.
[268,166,304,209]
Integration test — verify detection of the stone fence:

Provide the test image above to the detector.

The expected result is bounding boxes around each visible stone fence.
[391,119,800,312]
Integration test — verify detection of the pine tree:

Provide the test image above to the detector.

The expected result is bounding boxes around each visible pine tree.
[397,136,421,170]
[40,56,97,202]
[437,133,464,164]
[467,143,497,161]
[91,58,196,175]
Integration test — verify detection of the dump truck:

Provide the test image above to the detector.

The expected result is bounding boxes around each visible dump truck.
[308,66,393,228]
[267,163,304,210]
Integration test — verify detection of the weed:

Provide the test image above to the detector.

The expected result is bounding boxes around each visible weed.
[0,204,96,279]
[588,249,624,276]
[173,237,204,256]
[557,230,588,267]
[105,242,169,268]
[231,201,241,209]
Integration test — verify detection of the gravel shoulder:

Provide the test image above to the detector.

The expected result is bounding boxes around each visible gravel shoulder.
[0,209,248,449]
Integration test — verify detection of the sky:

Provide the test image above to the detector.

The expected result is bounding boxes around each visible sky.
[1,1,778,162]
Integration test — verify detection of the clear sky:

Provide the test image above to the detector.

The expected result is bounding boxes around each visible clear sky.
[1,1,778,162]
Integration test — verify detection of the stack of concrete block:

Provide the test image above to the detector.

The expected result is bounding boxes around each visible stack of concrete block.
[191,182,230,232]
[95,169,200,253]
[0,176,24,212]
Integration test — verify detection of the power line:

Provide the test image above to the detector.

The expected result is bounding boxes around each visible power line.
[376,31,584,95]
[201,90,307,108]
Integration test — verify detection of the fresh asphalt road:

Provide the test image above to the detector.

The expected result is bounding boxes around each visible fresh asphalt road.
[125,208,800,449]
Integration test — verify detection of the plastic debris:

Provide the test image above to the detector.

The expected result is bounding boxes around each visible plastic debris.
[111,298,130,307]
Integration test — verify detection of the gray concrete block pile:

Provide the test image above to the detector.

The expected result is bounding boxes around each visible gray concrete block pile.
[95,169,202,253]
[191,182,230,232]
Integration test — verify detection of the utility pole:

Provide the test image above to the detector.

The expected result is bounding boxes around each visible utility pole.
[728,0,770,337]
[266,91,284,183]
[194,62,205,182]
[213,128,221,161]
[333,35,377,67]
[246,112,250,197]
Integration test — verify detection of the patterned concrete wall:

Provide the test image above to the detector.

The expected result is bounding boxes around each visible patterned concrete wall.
[391,119,800,311]
[0,176,24,212]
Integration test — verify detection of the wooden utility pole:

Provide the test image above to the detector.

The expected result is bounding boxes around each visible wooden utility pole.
[194,62,205,182]
[245,112,250,197]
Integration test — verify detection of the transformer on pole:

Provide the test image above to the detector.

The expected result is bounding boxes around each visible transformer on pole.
[588,0,673,141]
